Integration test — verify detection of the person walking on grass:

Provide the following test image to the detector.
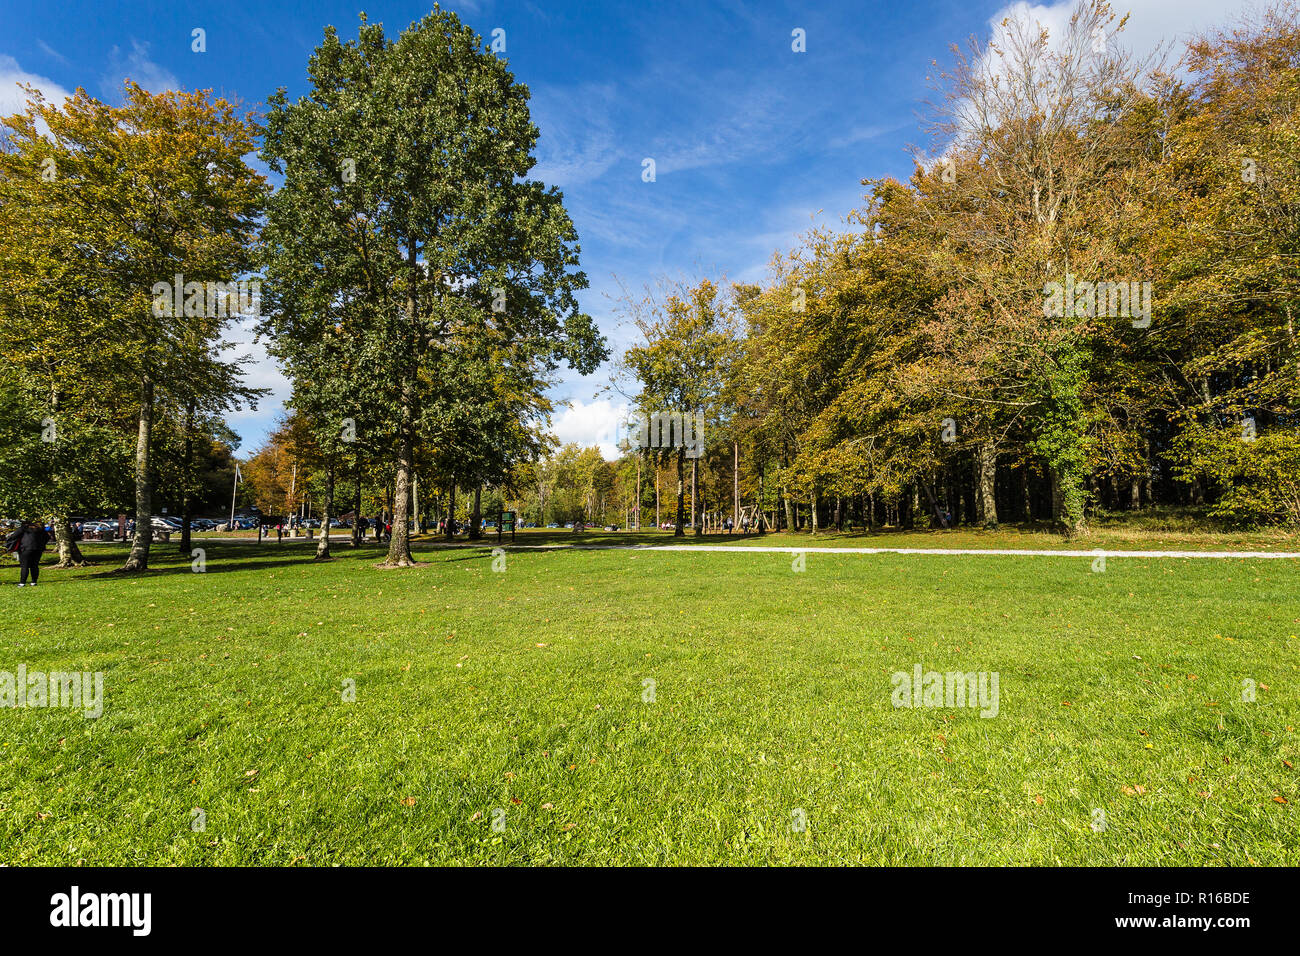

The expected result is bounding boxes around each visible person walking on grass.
[8,520,50,587]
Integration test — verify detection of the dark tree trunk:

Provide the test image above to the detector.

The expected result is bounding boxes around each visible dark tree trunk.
[469,485,482,540]
[351,460,362,547]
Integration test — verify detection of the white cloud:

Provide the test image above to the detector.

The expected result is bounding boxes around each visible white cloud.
[100,40,178,100]
[0,54,72,117]
[549,397,630,459]
[986,0,1258,68]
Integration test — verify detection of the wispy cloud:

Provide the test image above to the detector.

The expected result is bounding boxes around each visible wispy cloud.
[100,40,178,100]
[530,82,622,186]
[36,40,70,67]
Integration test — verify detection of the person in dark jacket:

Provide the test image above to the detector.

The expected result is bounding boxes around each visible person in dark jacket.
[9,520,50,586]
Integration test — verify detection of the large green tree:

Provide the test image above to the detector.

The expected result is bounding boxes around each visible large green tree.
[262,10,604,568]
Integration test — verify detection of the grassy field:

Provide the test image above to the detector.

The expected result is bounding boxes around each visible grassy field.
[1,529,1297,865]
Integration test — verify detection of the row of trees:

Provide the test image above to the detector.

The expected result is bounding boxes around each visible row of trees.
[610,1,1300,536]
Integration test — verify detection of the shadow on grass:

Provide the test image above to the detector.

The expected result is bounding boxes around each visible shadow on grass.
[73,542,397,579]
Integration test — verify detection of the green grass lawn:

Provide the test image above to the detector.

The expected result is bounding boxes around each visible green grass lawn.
[1,532,1296,865]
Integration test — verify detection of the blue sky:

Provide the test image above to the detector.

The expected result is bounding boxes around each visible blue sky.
[0,0,1250,456]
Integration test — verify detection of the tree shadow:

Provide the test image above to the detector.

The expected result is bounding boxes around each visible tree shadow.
[77,543,394,579]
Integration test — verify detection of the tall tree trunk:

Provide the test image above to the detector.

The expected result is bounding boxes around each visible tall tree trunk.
[674,449,686,537]
[351,459,362,547]
[783,485,795,532]
[977,443,998,528]
[469,485,482,540]
[445,482,457,541]
[1052,465,1088,537]
[385,380,417,566]
[733,441,739,529]
[385,240,421,567]
[316,458,335,560]
[810,489,819,534]
[121,376,154,572]
[693,459,702,537]
[179,401,195,555]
